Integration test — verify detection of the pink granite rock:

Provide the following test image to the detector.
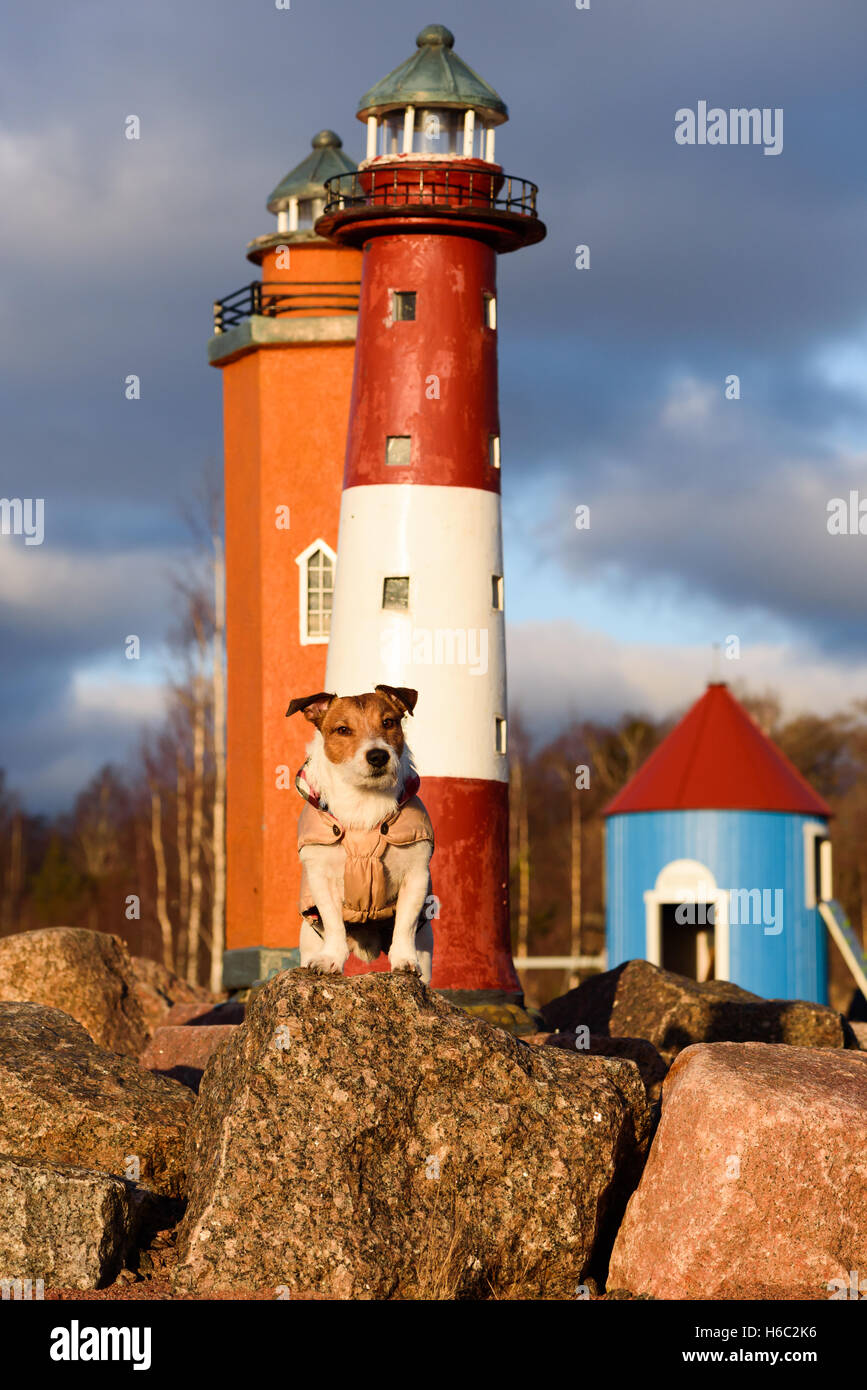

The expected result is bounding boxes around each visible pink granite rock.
[542,959,854,1061]
[163,1001,245,1028]
[0,1002,193,1197]
[850,1021,867,1050]
[140,1026,239,1093]
[523,1030,668,1104]
[608,1041,867,1299]
[175,971,652,1299]
[129,957,214,1037]
[0,1154,136,1291]
[0,928,147,1057]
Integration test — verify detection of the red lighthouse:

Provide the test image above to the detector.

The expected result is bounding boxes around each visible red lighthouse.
[317,25,545,1010]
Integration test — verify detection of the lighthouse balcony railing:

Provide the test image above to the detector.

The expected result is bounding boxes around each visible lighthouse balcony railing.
[322,168,539,219]
[213,281,361,334]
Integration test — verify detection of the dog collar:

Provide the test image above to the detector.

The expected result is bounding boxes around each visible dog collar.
[295,761,420,815]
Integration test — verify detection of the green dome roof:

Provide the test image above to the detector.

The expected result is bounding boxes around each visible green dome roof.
[266,131,357,213]
[357,24,508,124]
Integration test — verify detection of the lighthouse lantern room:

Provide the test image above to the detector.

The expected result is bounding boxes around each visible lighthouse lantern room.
[265,129,357,235]
[357,23,508,162]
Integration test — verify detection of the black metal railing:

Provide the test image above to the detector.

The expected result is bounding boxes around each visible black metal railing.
[213,281,361,334]
[322,168,539,218]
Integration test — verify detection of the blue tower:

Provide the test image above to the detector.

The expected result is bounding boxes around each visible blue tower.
[604,683,833,1003]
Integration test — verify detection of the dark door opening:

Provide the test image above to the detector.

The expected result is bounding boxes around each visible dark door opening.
[660,902,715,981]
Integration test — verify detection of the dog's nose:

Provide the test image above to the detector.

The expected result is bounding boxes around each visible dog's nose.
[366,748,390,769]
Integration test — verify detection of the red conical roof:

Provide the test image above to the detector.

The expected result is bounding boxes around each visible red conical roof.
[604,684,831,817]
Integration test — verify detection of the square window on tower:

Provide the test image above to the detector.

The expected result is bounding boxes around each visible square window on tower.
[483,292,497,330]
[392,291,417,322]
[495,717,507,755]
[382,577,410,611]
[492,575,504,610]
[385,435,412,467]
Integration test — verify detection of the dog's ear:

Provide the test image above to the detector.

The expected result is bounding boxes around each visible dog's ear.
[286,692,337,725]
[375,684,418,717]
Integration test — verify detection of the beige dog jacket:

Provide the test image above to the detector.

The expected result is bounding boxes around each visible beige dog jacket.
[295,763,434,928]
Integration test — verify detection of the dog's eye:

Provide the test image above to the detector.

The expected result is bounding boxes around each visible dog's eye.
[382,718,395,729]
[335,725,352,736]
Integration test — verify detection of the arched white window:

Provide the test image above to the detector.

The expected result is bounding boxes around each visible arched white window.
[296,539,336,644]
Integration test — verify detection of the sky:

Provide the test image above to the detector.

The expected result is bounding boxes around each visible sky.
[1,0,867,810]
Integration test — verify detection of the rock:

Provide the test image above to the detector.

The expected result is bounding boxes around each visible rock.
[848,987,867,1022]
[524,1031,668,1106]
[850,1021,867,1051]
[129,957,214,1038]
[456,1001,542,1036]
[0,927,147,1057]
[175,971,652,1299]
[0,1154,134,1291]
[541,959,854,1061]
[0,1002,194,1196]
[609,1042,867,1299]
[163,1001,246,1027]
[140,1026,239,1094]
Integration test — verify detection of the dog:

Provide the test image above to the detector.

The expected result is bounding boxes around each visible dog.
[286,684,434,981]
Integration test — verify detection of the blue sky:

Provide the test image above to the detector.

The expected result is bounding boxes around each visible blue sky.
[2,0,867,808]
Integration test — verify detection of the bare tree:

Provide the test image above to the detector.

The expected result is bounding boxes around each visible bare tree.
[149,784,174,970]
[185,615,208,987]
[548,762,583,984]
[161,465,225,990]
[585,717,658,797]
[511,754,531,957]
[1,806,23,933]
[176,753,191,977]
[209,532,227,994]
[568,782,582,985]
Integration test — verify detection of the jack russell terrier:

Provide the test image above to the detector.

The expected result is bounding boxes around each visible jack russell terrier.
[286,684,434,982]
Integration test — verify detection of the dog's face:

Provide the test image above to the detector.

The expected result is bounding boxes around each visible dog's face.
[287,685,417,792]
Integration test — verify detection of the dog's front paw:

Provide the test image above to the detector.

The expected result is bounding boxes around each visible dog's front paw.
[389,950,421,976]
[306,951,348,975]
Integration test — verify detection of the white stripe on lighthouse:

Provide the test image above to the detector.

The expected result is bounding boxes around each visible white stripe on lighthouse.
[325,484,507,783]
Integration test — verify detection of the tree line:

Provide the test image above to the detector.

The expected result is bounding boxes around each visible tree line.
[0,508,226,993]
[1,526,866,1010]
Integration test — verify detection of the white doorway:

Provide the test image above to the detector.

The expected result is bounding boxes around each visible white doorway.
[643,859,730,982]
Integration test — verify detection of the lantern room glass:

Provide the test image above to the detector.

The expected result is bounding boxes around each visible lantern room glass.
[296,197,325,230]
[377,108,489,157]
[379,114,404,157]
[415,108,463,155]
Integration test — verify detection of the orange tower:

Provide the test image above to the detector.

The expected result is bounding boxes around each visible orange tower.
[210,131,362,989]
